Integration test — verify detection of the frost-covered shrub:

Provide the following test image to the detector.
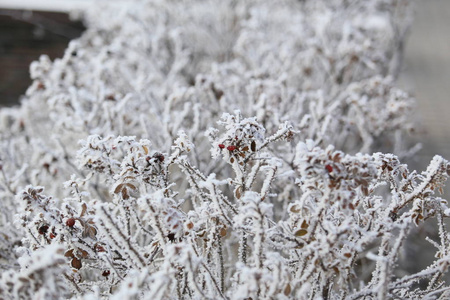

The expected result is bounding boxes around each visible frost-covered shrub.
[3,0,450,299]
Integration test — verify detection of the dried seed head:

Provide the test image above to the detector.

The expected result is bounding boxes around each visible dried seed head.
[38,225,49,235]
[167,233,176,242]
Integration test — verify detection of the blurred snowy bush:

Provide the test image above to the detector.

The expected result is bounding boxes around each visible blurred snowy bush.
[2,0,450,299]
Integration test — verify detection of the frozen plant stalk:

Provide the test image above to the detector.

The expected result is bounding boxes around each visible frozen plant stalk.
[2,0,449,299]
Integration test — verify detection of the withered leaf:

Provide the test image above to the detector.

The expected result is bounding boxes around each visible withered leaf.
[77,249,89,259]
[333,153,341,163]
[142,145,149,155]
[80,203,87,218]
[122,188,129,199]
[71,257,82,269]
[19,277,31,284]
[361,186,369,196]
[114,183,124,194]
[125,183,137,190]
[290,205,300,213]
[284,284,291,296]
[301,220,309,229]
[235,186,243,199]
[82,224,97,240]
[295,229,308,237]
[65,249,74,258]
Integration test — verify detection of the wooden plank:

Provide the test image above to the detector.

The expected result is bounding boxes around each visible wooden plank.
[0,0,93,13]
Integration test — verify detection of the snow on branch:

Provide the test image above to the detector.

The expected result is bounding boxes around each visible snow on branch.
[2,0,449,299]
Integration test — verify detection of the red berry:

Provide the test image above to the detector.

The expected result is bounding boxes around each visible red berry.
[49,233,56,239]
[227,145,237,151]
[66,218,76,227]
[218,144,225,149]
[102,270,110,277]
[325,164,333,173]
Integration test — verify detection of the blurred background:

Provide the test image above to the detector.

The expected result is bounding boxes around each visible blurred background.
[395,0,450,278]
[0,0,448,165]
[398,0,450,172]
[0,5,85,107]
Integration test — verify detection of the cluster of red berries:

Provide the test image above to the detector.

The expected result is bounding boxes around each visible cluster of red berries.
[218,144,236,151]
